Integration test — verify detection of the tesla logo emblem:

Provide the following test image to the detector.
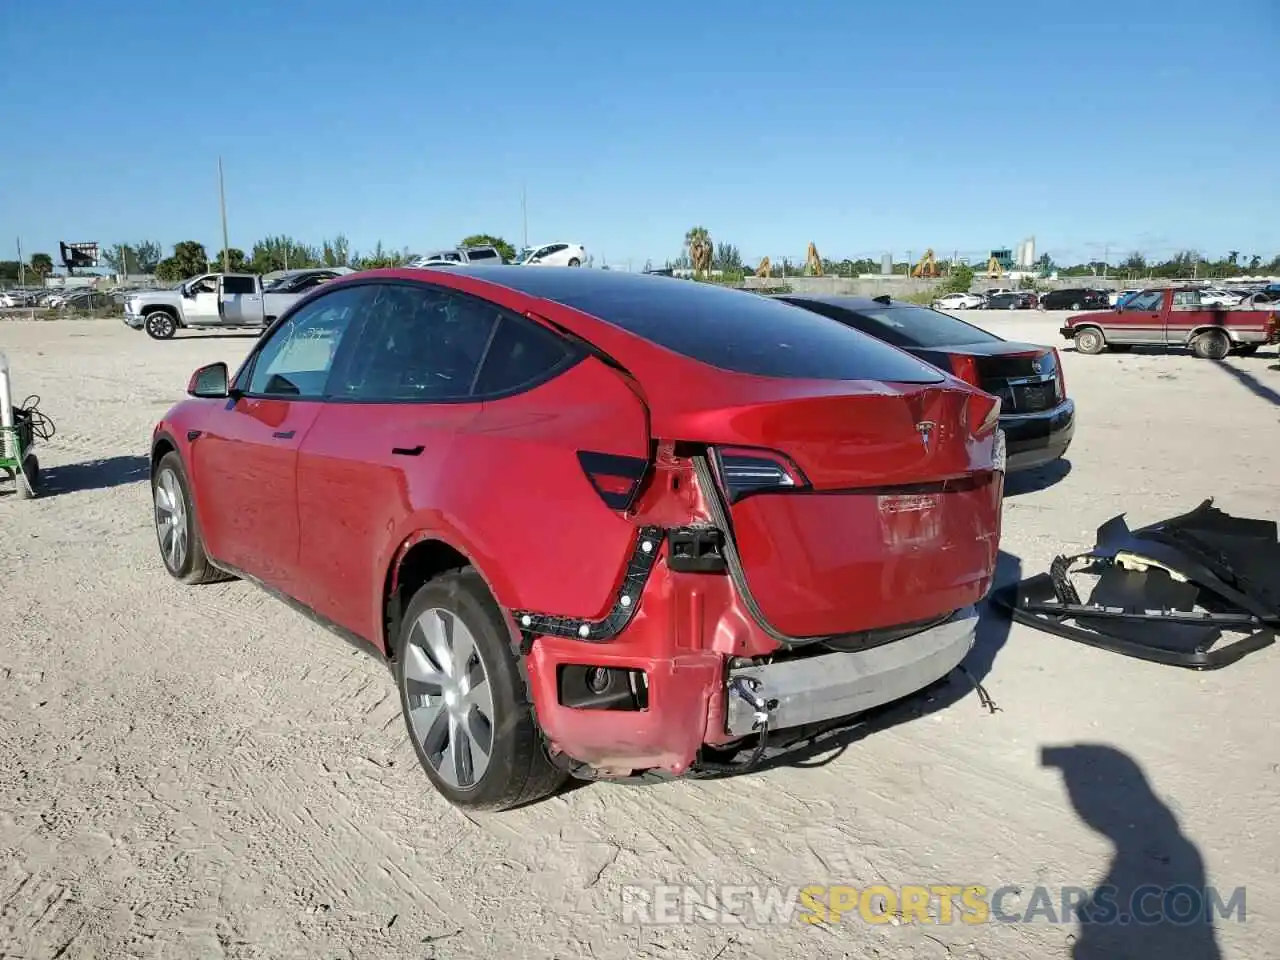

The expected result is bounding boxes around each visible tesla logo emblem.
[916,421,936,452]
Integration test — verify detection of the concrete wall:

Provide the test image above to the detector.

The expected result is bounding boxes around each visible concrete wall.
[739,274,1264,297]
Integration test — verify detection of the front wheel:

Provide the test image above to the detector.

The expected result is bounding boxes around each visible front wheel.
[1070,302,1082,311]
[1192,329,1231,360]
[567,258,581,267]
[1074,327,1106,355]
[152,452,229,584]
[395,568,566,811]
[144,310,178,340]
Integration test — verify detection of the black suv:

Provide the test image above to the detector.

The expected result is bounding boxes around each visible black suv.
[1039,288,1110,311]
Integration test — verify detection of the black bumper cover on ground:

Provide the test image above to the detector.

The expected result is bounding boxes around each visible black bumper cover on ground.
[992,499,1278,669]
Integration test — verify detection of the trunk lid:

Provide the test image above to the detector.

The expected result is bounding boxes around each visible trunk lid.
[671,378,1004,639]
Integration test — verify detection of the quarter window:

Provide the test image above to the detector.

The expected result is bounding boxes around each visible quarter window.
[473,315,576,395]
[246,286,369,398]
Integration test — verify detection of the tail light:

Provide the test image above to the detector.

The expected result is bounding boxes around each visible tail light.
[946,353,981,388]
[969,392,1001,437]
[577,450,649,511]
[711,446,808,501]
[1051,347,1067,400]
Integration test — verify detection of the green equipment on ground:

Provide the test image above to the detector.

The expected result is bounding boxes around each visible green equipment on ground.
[0,351,54,500]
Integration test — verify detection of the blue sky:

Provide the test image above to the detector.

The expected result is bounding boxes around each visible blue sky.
[2,0,1277,270]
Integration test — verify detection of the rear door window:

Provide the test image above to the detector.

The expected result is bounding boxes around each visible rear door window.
[333,283,498,402]
[222,275,258,295]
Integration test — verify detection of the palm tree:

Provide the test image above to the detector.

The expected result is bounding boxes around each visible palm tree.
[685,226,712,278]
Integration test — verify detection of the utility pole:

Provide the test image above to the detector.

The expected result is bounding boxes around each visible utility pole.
[218,156,230,274]
[16,238,24,289]
[521,184,528,250]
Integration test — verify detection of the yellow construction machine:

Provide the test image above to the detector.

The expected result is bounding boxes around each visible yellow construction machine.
[911,249,940,278]
[986,255,1004,279]
[754,257,772,278]
[804,242,823,276]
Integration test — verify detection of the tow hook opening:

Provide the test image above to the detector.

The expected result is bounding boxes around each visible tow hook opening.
[666,526,727,573]
[557,665,649,710]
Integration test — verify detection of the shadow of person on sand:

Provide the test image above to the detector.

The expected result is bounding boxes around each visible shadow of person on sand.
[1041,743,1225,960]
[30,454,149,498]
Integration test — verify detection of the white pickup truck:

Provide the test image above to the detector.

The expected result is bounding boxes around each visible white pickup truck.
[124,267,352,340]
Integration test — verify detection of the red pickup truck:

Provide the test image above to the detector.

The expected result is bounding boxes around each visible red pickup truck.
[1060,286,1278,359]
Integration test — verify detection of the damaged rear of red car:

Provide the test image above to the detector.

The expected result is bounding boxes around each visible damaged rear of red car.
[152,266,1005,812]
[444,269,1005,788]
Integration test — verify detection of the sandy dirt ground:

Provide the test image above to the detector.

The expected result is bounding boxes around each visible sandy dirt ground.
[1,313,1278,960]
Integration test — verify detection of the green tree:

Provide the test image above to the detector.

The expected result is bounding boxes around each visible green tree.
[322,234,351,268]
[713,242,742,272]
[155,240,211,282]
[214,248,249,272]
[249,235,321,274]
[353,241,410,269]
[30,253,53,280]
[939,263,974,295]
[461,234,516,262]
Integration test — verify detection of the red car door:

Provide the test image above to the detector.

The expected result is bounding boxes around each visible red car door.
[294,282,497,641]
[191,283,372,595]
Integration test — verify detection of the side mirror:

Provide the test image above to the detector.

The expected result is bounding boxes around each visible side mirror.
[187,362,230,398]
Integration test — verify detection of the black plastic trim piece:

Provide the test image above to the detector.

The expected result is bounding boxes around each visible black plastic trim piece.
[511,525,663,642]
[666,526,727,573]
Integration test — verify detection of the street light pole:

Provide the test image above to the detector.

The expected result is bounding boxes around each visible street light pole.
[218,156,230,274]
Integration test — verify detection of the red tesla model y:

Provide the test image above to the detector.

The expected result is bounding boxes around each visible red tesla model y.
[151,266,1005,810]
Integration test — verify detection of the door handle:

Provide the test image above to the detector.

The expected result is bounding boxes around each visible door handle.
[273,430,295,439]
[392,445,425,457]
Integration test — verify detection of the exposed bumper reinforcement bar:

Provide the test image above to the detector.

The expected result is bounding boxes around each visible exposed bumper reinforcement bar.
[992,499,1278,670]
[723,607,979,737]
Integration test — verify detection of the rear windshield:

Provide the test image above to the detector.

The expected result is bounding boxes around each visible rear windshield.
[787,300,1002,349]
[514,275,944,382]
[465,248,500,261]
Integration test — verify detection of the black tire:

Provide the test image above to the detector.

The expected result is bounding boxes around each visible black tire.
[145,309,178,340]
[152,451,229,584]
[1008,302,1017,310]
[11,454,38,500]
[1192,329,1231,360]
[1070,301,1082,311]
[1074,327,1106,355]
[567,258,582,267]
[395,568,566,811]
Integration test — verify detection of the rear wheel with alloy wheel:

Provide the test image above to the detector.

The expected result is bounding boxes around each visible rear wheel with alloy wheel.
[395,568,565,811]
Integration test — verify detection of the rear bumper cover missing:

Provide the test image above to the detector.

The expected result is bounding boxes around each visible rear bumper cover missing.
[724,607,978,736]
[993,499,1278,669]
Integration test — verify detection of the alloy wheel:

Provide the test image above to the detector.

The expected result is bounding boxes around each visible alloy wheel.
[153,468,188,571]
[403,607,495,790]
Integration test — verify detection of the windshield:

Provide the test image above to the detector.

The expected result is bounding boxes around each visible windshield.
[795,301,1003,349]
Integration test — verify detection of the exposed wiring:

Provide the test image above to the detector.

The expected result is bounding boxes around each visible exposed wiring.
[18,395,56,442]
